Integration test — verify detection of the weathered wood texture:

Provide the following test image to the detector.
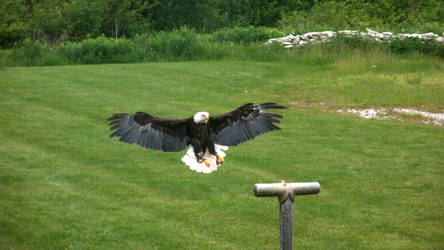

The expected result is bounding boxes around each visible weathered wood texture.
[254,182,320,202]
[253,182,321,250]
[280,198,293,250]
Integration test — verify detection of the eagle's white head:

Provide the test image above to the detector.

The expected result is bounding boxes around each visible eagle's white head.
[193,112,210,124]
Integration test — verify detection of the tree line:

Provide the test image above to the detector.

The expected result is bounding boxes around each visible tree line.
[1,0,443,48]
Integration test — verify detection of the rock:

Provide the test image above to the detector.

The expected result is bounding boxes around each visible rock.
[366,28,378,35]
[266,29,444,48]
[422,32,436,40]
[323,31,336,37]
[375,33,384,39]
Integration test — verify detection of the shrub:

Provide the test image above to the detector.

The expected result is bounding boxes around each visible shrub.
[9,39,49,66]
[132,34,151,61]
[211,26,283,43]
[58,36,134,64]
[57,42,82,64]
[0,50,12,67]
[326,34,385,52]
[145,27,203,61]
[0,22,29,49]
[2,26,443,67]
[388,38,444,57]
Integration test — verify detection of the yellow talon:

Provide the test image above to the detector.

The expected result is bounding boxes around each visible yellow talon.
[203,158,210,167]
[217,156,224,165]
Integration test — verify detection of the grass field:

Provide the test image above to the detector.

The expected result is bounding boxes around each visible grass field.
[1,54,444,249]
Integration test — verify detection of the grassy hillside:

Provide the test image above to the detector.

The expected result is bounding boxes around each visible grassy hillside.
[1,56,443,249]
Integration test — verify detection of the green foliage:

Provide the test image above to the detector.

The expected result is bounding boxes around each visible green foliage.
[393,21,444,35]
[214,0,288,28]
[211,26,283,43]
[56,27,203,64]
[325,34,386,52]
[388,38,444,57]
[1,0,443,47]
[29,2,65,42]
[62,0,101,42]
[9,39,49,66]
[0,23,29,49]
[0,0,30,48]
[7,39,67,66]
[58,36,134,64]
[99,0,155,39]
[132,34,152,61]
[309,1,351,30]
[1,27,444,67]
[279,12,334,34]
[145,27,203,61]
[279,0,444,34]
[148,0,221,32]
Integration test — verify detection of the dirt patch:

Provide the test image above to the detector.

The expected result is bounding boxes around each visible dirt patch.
[337,108,444,126]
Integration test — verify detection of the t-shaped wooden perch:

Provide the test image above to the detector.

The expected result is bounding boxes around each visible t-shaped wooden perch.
[253,181,321,250]
[254,181,321,202]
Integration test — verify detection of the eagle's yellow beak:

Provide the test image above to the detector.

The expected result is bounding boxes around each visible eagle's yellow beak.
[204,116,210,121]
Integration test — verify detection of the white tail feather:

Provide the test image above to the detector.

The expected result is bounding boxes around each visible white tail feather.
[181,144,229,173]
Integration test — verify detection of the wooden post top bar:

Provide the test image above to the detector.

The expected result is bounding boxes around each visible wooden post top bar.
[254,181,321,203]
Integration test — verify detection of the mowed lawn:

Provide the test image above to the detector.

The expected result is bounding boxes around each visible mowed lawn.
[1,57,443,249]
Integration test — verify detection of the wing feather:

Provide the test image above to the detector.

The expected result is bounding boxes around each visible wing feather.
[209,103,285,146]
[108,112,190,152]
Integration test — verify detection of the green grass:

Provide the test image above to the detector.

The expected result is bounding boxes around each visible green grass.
[0,55,443,249]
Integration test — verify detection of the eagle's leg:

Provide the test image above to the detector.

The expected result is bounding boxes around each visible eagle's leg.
[196,152,210,167]
[203,158,211,167]
[215,155,224,166]
[193,143,211,167]
[208,143,224,166]
[192,140,212,167]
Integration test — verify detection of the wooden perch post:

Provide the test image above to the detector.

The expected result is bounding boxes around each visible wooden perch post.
[253,181,321,250]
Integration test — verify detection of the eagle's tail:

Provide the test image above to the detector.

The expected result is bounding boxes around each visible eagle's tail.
[181,144,228,173]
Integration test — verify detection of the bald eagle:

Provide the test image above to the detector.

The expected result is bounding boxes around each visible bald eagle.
[108,103,285,173]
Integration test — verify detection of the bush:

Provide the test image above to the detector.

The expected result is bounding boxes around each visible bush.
[58,36,134,64]
[392,21,444,34]
[9,39,49,66]
[57,42,82,64]
[2,26,443,67]
[0,23,29,49]
[2,39,66,66]
[388,38,444,57]
[145,27,203,61]
[326,34,385,52]
[211,26,283,43]
[279,12,336,35]
[303,34,444,58]
[132,34,151,61]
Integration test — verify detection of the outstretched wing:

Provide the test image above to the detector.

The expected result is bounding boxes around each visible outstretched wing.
[209,103,285,146]
[108,112,191,152]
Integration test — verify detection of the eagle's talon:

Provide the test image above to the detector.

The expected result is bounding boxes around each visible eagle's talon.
[217,156,224,166]
[203,158,210,167]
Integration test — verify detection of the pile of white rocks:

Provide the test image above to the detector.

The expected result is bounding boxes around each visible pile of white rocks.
[267,28,444,48]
